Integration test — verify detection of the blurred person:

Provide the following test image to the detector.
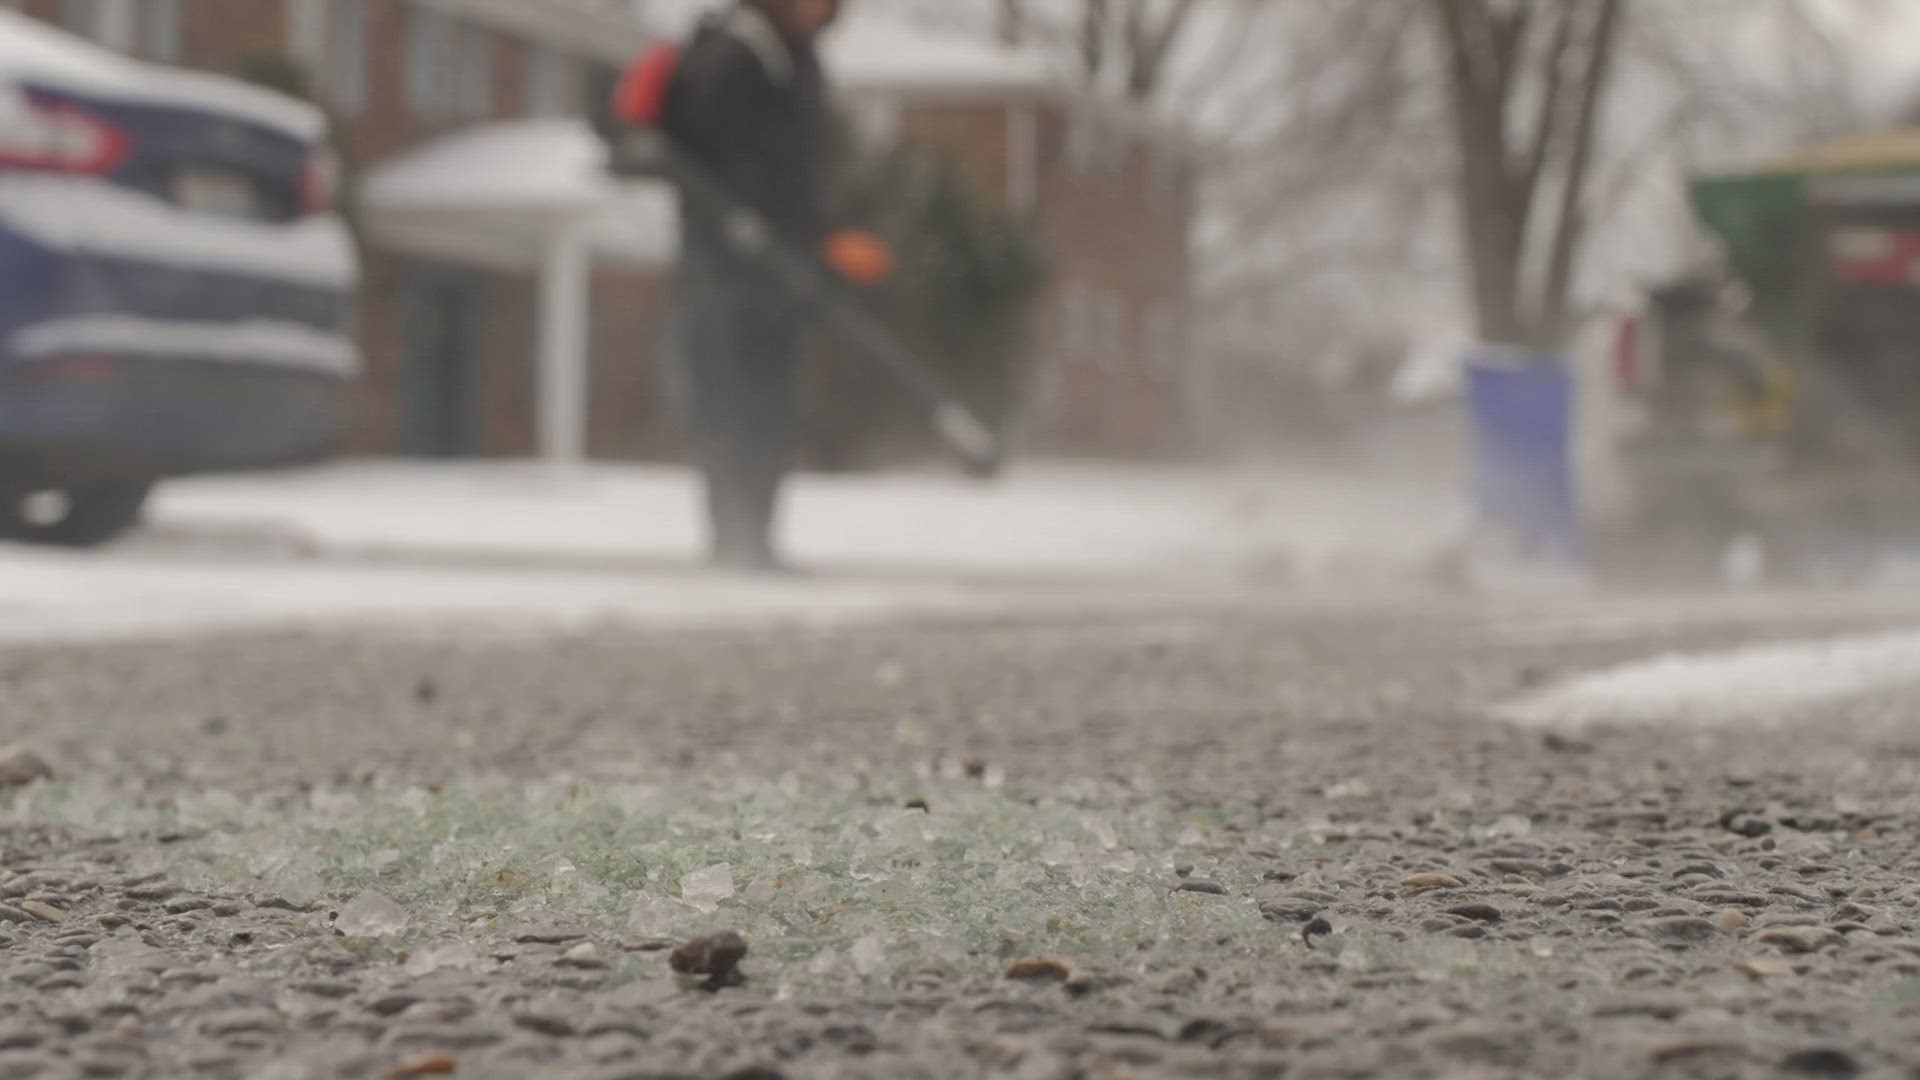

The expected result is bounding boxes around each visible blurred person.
[658,0,883,572]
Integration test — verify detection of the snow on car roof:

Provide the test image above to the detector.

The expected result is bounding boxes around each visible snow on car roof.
[0,9,324,141]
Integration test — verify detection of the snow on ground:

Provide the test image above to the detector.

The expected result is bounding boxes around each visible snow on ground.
[1500,626,1920,732]
[152,459,1466,579]
[0,547,1008,646]
[0,457,1467,646]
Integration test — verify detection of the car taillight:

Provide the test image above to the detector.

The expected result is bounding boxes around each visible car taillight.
[0,95,130,175]
[302,149,340,215]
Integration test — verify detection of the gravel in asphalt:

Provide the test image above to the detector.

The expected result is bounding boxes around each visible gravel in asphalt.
[1,608,1919,1078]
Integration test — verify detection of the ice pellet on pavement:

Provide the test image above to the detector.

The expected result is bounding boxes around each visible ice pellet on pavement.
[335,890,410,937]
[680,863,735,911]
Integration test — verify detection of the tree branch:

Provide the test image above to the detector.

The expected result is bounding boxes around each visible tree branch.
[1489,3,1532,94]
[1124,0,1204,100]
[1540,0,1628,339]
[995,0,1029,46]
[1080,0,1112,85]
[1523,4,1578,198]
[1431,0,1528,342]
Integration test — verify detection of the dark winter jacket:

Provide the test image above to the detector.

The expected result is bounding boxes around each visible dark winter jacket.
[662,2,837,251]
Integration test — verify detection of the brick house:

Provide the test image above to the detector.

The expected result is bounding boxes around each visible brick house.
[5,0,1198,460]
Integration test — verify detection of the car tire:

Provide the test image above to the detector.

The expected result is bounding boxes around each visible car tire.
[0,476,154,548]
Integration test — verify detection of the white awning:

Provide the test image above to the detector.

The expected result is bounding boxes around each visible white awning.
[358,118,677,274]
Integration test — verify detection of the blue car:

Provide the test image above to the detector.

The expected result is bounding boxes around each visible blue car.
[0,12,358,545]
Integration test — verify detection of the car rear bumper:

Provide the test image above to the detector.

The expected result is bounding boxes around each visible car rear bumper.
[0,356,350,477]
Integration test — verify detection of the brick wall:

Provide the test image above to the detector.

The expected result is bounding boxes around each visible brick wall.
[897,102,1013,211]
[476,268,537,455]
[178,0,286,72]
[1030,102,1195,456]
[588,269,672,457]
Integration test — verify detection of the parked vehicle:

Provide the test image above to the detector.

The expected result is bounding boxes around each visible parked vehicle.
[0,12,357,545]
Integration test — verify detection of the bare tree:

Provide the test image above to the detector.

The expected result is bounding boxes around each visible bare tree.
[899,0,1886,360]
[1211,0,1888,355]
[1431,0,1626,348]
[907,0,1209,103]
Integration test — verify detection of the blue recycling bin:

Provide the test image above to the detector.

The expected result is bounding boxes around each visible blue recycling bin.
[1465,351,1579,559]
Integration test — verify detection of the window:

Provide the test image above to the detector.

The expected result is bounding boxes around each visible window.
[1145,305,1185,372]
[61,0,100,38]
[1007,105,1038,209]
[525,47,582,118]
[1146,149,1181,202]
[407,6,495,121]
[455,25,497,118]
[1065,114,1096,171]
[1061,287,1132,369]
[290,0,325,66]
[314,0,370,114]
[1061,284,1095,359]
[1096,294,1129,369]
[1101,132,1132,181]
[1065,110,1133,182]
[850,99,898,145]
[132,0,179,62]
[61,0,125,46]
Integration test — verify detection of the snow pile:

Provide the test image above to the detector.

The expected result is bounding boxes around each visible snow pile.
[0,456,1468,646]
[1501,627,1920,732]
[0,548,999,646]
[155,460,1462,579]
